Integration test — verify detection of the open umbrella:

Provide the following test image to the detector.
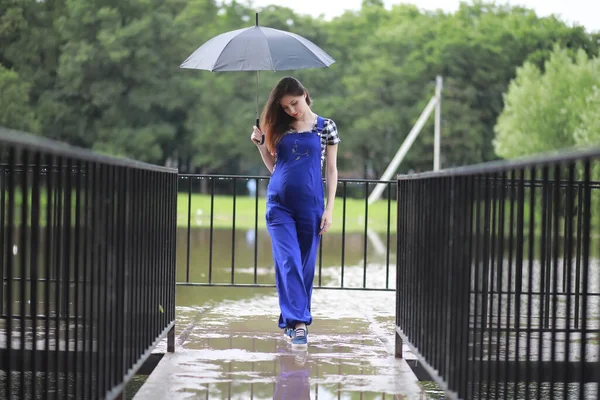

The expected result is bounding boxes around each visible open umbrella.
[180,13,335,144]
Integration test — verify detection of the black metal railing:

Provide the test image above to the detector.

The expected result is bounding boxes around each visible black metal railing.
[0,127,177,399]
[395,150,600,399]
[177,174,397,291]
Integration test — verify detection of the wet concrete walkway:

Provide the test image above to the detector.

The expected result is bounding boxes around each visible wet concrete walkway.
[133,287,427,399]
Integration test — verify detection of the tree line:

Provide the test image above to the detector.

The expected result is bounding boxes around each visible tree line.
[1,0,599,177]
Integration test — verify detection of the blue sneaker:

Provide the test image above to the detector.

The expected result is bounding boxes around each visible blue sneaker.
[283,327,294,341]
[292,327,308,348]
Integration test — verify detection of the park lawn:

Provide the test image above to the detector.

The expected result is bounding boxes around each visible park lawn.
[177,193,398,234]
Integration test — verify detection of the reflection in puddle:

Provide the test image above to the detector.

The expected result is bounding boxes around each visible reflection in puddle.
[161,334,421,400]
[273,347,310,400]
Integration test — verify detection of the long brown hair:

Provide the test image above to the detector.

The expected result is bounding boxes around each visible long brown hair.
[260,76,312,155]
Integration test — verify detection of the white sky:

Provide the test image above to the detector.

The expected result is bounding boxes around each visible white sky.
[247,0,599,33]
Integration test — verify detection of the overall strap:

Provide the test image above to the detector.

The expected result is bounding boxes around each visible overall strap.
[316,116,325,132]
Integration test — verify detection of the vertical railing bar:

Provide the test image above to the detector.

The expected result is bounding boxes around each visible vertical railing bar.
[486,174,500,400]
[54,157,64,399]
[457,176,467,398]
[341,181,346,288]
[19,149,29,399]
[525,167,536,400]
[171,173,177,322]
[83,161,92,399]
[157,170,164,352]
[104,164,114,397]
[578,160,591,400]
[121,166,130,390]
[150,170,158,379]
[544,179,554,332]
[503,169,523,400]
[462,174,475,398]
[385,182,392,289]
[209,177,215,284]
[109,164,119,391]
[363,182,368,288]
[550,165,561,394]
[448,175,458,395]
[4,147,15,398]
[412,179,419,352]
[537,166,549,400]
[442,176,452,384]
[0,164,5,321]
[146,170,153,365]
[92,162,101,399]
[73,160,82,399]
[186,177,192,283]
[95,163,105,398]
[456,175,467,397]
[63,158,73,399]
[131,167,141,382]
[423,178,431,363]
[231,178,237,284]
[469,174,482,400]
[254,178,259,285]
[43,155,54,399]
[494,172,506,399]
[574,182,583,329]
[30,151,42,400]
[434,177,443,376]
[478,173,491,399]
[563,163,575,400]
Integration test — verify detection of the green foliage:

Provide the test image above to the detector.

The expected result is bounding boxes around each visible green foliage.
[494,46,600,159]
[1,0,598,175]
[0,65,38,132]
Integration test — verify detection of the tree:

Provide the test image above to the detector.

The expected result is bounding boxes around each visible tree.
[1,0,599,175]
[493,46,600,159]
[0,65,38,132]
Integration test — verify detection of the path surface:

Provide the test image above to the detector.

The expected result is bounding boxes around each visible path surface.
[134,288,426,399]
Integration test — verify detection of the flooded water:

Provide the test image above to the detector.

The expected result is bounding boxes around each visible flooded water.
[177,227,397,289]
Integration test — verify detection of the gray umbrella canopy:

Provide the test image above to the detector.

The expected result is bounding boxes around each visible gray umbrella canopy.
[180,13,335,144]
[180,17,335,71]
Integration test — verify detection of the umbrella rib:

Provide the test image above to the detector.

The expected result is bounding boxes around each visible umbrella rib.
[259,27,276,71]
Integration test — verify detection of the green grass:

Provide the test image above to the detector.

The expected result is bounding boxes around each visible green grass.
[177,193,397,234]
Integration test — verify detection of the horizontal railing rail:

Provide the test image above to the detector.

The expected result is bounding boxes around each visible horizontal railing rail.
[0,127,177,400]
[177,174,397,291]
[395,147,600,399]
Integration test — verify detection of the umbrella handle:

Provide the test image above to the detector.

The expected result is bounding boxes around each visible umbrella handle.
[255,117,265,145]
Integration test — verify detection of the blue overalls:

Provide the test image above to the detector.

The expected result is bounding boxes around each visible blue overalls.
[266,116,325,330]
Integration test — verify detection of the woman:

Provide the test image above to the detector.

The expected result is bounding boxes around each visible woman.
[250,76,340,348]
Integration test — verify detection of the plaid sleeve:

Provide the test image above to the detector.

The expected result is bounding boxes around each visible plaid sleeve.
[324,119,340,145]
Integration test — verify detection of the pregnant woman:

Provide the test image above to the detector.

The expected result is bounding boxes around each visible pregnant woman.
[250,76,340,348]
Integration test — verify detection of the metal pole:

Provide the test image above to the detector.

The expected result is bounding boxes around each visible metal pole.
[434,75,443,171]
[367,96,437,205]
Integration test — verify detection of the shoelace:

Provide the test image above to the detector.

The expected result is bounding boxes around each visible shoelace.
[295,328,306,338]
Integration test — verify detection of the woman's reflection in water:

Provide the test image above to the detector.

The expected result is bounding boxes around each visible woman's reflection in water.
[273,346,311,400]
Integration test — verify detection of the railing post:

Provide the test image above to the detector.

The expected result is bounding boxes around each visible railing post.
[167,325,175,353]
[395,329,403,359]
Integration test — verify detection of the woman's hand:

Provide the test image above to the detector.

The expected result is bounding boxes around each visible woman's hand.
[320,208,333,235]
[250,126,264,146]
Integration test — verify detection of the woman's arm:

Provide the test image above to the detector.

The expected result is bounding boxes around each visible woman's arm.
[258,145,275,174]
[320,143,338,234]
[325,144,339,210]
[251,126,275,174]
